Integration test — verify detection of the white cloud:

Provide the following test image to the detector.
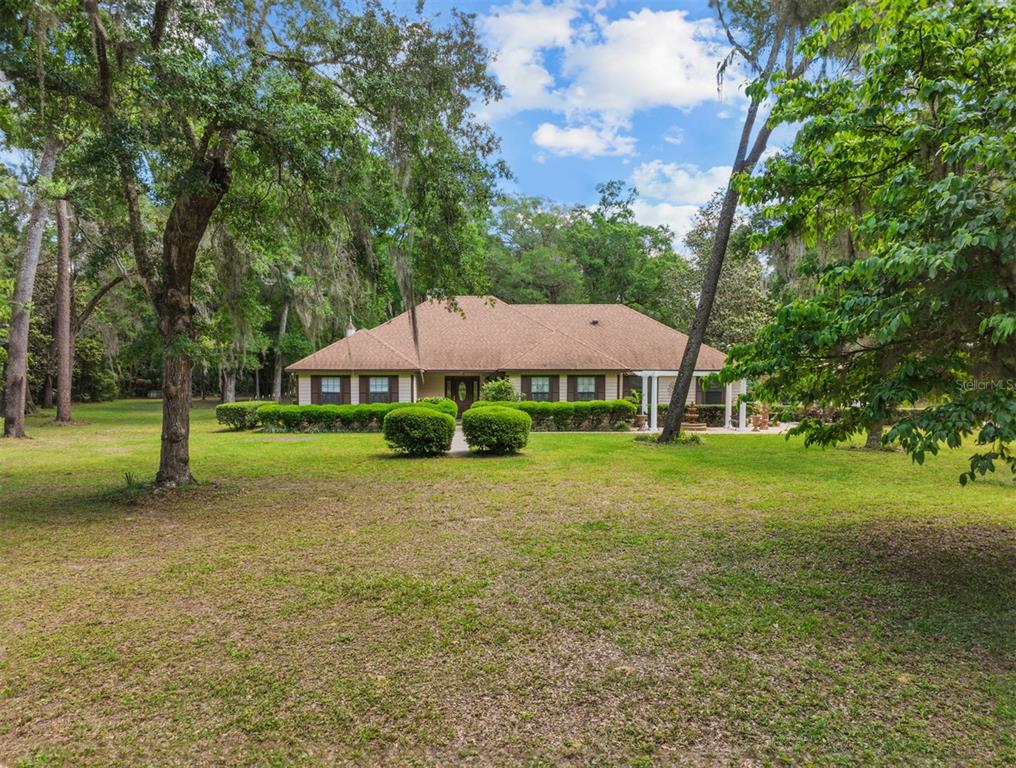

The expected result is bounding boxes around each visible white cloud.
[662,127,684,146]
[559,9,726,120]
[631,160,731,206]
[482,2,736,157]
[482,1,578,116]
[532,122,636,158]
[632,200,700,245]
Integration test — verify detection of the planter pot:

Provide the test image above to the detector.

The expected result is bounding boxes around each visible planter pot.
[634,413,647,429]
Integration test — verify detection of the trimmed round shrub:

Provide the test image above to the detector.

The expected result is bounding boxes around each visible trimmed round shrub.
[382,407,456,456]
[462,406,531,454]
[215,401,272,430]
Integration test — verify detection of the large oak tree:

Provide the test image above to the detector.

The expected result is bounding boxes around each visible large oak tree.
[2,0,501,484]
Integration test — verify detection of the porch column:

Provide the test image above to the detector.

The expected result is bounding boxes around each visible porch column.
[738,379,747,431]
[640,373,648,417]
[724,382,732,429]
[649,374,659,430]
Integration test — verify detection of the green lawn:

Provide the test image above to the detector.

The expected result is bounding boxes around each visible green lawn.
[1,400,1014,766]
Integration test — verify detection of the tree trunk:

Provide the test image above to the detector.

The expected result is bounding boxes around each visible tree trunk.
[659,185,742,442]
[42,373,55,410]
[254,364,261,400]
[220,367,236,403]
[864,421,884,450]
[272,297,289,403]
[3,135,61,438]
[55,198,73,423]
[158,351,194,486]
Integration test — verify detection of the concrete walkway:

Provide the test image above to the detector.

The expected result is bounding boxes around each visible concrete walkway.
[450,426,470,456]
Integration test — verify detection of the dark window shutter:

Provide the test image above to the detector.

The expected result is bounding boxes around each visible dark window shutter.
[310,375,322,405]
[549,375,560,402]
[567,375,577,402]
[340,375,351,404]
[388,375,400,403]
[595,375,605,400]
[695,378,704,405]
[521,375,532,399]
[359,375,369,404]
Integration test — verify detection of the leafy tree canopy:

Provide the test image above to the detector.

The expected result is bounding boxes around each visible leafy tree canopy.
[726,0,1016,483]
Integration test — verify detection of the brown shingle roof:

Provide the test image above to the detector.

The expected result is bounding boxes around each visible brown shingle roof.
[286,296,725,372]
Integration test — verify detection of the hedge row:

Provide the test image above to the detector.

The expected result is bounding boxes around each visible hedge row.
[462,406,531,453]
[215,401,273,430]
[257,398,457,432]
[469,399,635,431]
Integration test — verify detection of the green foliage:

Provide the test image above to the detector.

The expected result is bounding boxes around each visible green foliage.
[72,336,118,403]
[470,399,636,431]
[483,186,695,332]
[730,0,1016,483]
[462,406,531,454]
[257,400,455,433]
[479,377,519,402]
[410,397,458,417]
[680,192,774,351]
[382,407,456,457]
[215,401,273,431]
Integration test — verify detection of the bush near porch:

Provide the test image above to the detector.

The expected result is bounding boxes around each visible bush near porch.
[256,399,457,432]
[470,399,635,431]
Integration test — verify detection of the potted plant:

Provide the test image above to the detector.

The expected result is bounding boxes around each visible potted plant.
[629,389,647,429]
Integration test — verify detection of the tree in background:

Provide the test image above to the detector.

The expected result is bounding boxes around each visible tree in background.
[725,0,1015,482]
[483,185,695,328]
[679,192,773,351]
[658,0,841,442]
[485,196,584,304]
[1,135,61,437]
[2,0,502,485]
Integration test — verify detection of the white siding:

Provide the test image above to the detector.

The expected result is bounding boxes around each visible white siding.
[298,375,311,405]
[509,375,521,397]
[657,376,675,405]
[605,374,618,400]
[398,375,412,403]
[350,375,359,405]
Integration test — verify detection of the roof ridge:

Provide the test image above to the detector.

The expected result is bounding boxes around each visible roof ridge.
[358,328,421,369]
[506,303,629,371]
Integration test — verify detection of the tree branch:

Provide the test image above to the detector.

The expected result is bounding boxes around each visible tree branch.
[82,0,113,108]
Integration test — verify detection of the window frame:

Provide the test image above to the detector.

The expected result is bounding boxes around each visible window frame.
[320,376,342,405]
[575,376,597,401]
[368,376,390,404]
[530,376,552,402]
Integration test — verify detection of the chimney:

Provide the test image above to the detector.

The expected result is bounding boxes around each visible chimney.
[345,318,356,337]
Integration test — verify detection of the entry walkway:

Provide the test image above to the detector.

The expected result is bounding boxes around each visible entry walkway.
[450,425,470,455]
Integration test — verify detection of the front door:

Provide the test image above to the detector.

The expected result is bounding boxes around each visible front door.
[447,376,480,417]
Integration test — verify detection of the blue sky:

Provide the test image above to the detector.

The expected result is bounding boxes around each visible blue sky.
[3,0,774,246]
[399,0,772,244]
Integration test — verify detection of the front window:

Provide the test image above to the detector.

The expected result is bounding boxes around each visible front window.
[368,376,390,404]
[704,384,724,405]
[531,376,552,402]
[320,376,342,405]
[575,376,596,401]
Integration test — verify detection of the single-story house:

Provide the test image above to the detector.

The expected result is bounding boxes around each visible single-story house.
[286,296,748,428]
